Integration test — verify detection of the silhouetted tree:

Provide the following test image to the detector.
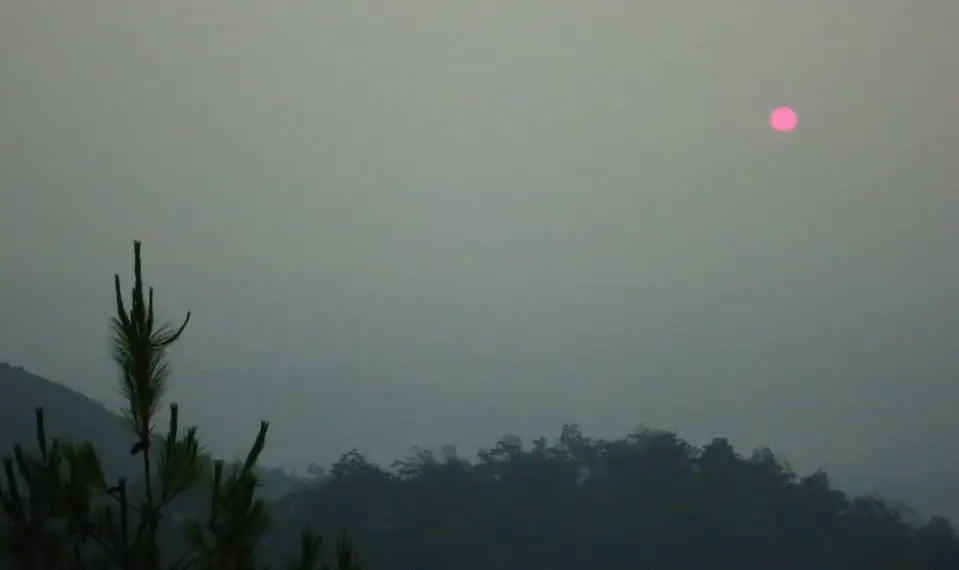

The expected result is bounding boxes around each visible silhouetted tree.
[0,241,360,570]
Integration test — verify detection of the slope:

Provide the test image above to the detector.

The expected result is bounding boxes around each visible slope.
[0,361,140,481]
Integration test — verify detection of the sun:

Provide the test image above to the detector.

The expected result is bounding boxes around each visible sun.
[770,106,798,132]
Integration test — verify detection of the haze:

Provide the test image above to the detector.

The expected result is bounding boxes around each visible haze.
[1,0,957,504]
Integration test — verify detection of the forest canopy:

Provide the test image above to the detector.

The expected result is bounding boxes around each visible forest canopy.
[263,424,959,570]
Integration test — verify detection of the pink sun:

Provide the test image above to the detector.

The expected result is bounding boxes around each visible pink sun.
[770,106,798,132]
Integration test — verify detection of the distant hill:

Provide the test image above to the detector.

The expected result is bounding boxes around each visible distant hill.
[0,362,319,500]
[0,361,142,481]
[4,360,956,526]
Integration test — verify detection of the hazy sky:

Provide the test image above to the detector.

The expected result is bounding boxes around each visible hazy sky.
[1,1,957,494]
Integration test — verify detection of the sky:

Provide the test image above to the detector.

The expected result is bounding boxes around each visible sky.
[1,1,958,504]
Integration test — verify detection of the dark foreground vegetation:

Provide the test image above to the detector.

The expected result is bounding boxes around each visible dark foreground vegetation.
[3,241,959,570]
[0,242,358,570]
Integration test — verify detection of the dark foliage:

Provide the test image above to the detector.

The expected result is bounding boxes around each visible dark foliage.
[3,241,957,570]
[0,241,359,570]
[265,426,959,570]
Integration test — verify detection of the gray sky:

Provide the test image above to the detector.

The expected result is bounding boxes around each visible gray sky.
[1,0,957,497]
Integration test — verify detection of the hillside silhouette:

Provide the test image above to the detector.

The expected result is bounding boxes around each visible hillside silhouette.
[0,362,140,481]
[0,362,316,502]
[4,362,959,569]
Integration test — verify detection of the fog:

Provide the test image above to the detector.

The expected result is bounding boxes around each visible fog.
[1,0,957,501]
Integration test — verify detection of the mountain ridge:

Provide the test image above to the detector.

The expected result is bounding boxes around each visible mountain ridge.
[0,361,142,481]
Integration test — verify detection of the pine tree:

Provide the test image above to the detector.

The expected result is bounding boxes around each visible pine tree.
[0,241,359,570]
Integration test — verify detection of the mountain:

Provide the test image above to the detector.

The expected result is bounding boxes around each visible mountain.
[0,362,319,498]
[0,361,141,481]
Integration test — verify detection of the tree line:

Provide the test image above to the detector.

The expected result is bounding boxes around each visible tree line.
[264,427,959,570]
[3,241,957,570]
